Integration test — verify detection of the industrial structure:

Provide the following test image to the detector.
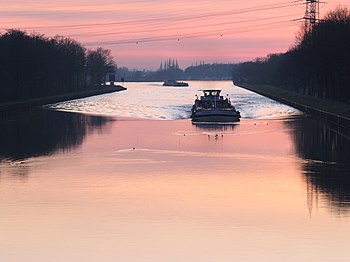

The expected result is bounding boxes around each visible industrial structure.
[304,0,320,30]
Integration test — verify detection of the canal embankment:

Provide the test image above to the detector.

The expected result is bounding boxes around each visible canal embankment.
[237,84,350,129]
[0,85,126,112]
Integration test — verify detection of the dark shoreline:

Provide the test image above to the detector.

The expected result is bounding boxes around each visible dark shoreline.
[237,83,350,129]
[0,85,126,112]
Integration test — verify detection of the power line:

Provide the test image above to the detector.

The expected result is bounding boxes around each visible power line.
[1,1,298,31]
[83,20,296,46]
[69,13,300,38]
[0,0,302,50]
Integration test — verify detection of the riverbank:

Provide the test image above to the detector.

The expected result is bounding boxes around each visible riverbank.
[0,85,126,112]
[237,83,350,129]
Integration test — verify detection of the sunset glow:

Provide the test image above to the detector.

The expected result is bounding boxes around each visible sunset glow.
[0,0,347,68]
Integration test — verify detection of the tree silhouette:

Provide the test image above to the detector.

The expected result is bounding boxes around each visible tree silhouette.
[86,47,116,87]
[233,7,350,103]
[0,30,116,103]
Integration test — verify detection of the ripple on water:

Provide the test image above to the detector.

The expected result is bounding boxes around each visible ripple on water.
[48,81,301,120]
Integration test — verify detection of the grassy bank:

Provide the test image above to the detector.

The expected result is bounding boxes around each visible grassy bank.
[237,83,350,128]
[0,85,126,112]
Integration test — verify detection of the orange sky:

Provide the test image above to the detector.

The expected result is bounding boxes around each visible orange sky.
[0,0,347,69]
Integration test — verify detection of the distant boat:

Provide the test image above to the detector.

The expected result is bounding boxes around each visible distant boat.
[191,89,241,122]
[163,80,189,87]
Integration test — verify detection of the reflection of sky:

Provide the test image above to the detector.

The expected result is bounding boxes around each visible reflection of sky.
[49,81,301,119]
[1,0,345,68]
[1,115,350,261]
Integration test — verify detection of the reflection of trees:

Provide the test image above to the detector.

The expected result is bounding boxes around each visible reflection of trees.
[288,116,350,214]
[290,116,350,164]
[304,163,350,215]
[0,109,112,161]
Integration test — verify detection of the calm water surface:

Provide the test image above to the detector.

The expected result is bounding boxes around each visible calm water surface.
[1,81,349,261]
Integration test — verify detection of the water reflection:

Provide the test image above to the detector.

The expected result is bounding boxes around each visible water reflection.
[288,116,350,214]
[305,163,350,215]
[0,108,112,161]
[192,122,238,130]
[193,122,237,141]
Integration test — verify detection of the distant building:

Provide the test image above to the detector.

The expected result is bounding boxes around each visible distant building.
[106,66,117,85]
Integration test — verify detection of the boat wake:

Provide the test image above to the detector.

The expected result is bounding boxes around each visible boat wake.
[47,82,300,120]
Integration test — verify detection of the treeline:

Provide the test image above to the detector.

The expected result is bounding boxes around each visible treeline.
[0,30,115,103]
[153,58,183,80]
[118,62,235,81]
[233,7,350,103]
[159,58,180,71]
[184,63,234,80]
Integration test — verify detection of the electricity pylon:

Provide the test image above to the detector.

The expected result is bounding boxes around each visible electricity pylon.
[304,0,320,30]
